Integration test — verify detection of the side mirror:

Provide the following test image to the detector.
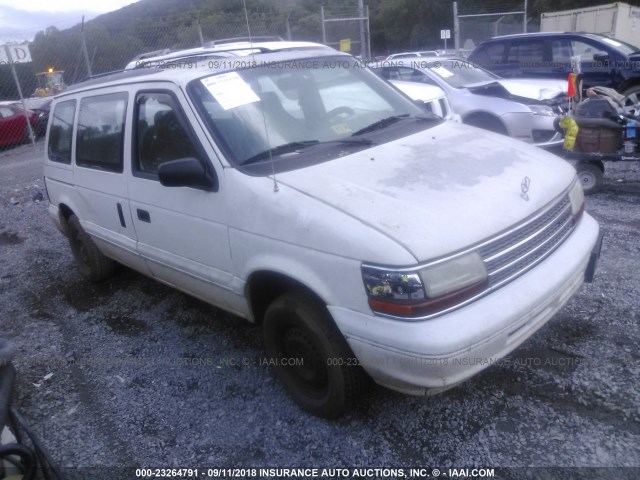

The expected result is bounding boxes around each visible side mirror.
[158,157,217,191]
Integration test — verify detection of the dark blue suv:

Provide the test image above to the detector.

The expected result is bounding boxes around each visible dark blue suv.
[468,32,640,104]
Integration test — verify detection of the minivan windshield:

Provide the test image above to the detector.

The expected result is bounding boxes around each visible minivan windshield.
[189,55,438,169]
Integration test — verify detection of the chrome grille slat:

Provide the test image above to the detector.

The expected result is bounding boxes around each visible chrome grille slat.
[483,203,571,264]
[479,196,574,289]
[487,216,573,280]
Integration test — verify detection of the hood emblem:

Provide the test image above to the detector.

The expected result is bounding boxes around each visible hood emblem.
[521,176,531,201]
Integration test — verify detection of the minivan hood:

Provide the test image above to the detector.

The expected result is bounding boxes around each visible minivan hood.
[277,123,576,263]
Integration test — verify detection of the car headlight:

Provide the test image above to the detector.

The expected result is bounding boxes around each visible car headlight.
[362,251,488,320]
[528,105,555,116]
[568,177,585,221]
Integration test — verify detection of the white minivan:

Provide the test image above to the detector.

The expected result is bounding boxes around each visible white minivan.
[44,41,602,418]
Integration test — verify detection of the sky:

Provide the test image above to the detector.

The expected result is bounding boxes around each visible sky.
[0,0,139,42]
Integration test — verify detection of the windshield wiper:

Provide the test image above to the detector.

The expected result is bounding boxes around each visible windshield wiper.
[242,141,320,165]
[241,138,374,165]
[351,115,435,136]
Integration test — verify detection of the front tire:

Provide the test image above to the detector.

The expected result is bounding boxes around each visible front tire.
[67,214,115,282]
[263,292,367,418]
[464,114,508,136]
[622,85,640,107]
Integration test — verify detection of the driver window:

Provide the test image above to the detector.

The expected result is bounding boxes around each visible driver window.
[135,92,201,175]
[570,41,605,62]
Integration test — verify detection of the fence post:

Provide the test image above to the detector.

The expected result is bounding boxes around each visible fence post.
[453,2,460,56]
[5,45,35,147]
[286,9,293,41]
[197,13,205,46]
[80,16,92,78]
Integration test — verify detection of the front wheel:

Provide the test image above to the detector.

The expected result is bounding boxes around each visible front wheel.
[263,292,368,418]
[464,115,508,136]
[576,163,603,195]
[622,85,640,107]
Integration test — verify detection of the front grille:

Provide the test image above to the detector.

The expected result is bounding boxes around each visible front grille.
[477,195,574,289]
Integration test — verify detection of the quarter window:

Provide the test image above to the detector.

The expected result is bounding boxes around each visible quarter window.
[134,92,202,175]
[48,100,76,164]
[76,93,127,173]
[506,41,545,63]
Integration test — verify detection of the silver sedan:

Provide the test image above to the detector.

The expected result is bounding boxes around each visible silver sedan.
[371,58,568,148]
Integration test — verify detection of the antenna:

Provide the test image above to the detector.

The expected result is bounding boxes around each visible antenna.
[242,0,279,193]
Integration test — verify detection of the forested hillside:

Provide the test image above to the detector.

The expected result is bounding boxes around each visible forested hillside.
[3,0,640,99]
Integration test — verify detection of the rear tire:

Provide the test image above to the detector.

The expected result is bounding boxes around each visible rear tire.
[576,163,603,195]
[263,292,368,418]
[67,214,115,282]
[464,114,508,136]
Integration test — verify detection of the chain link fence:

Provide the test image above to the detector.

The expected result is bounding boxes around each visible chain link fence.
[0,1,363,158]
[455,0,539,56]
[0,9,301,157]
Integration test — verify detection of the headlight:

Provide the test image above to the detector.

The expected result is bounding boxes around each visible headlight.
[362,251,488,320]
[419,251,487,297]
[568,177,585,221]
[528,105,555,116]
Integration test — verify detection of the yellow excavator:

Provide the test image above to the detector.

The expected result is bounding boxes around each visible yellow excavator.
[34,68,66,97]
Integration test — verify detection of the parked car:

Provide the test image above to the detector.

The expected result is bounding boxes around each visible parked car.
[387,51,440,60]
[23,97,52,137]
[387,80,458,121]
[0,103,41,147]
[370,57,568,148]
[468,32,640,105]
[44,40,601,418]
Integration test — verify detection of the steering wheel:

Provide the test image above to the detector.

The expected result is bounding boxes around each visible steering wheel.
[327,106,355,123]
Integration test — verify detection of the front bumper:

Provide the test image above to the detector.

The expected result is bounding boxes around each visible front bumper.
[501,112,564,148]
[328,213,600,395]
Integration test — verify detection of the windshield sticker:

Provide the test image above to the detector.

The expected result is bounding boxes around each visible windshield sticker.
[602,38,622,48]
[331,123,352,135]
[430,66,454,78]
[201,72,260,110]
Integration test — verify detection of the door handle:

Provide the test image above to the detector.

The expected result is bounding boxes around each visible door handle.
[137,209,151,223]
[116,203,126,228]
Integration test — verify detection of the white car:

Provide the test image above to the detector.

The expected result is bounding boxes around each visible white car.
[388,80,459,121]
[44,41,601,418]
[387,51,440,60]
[371,58,569,148]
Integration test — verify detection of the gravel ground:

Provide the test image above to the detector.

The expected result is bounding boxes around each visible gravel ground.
[0,142,639,480]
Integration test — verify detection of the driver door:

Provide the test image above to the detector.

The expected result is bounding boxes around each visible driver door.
[126,86,238,313]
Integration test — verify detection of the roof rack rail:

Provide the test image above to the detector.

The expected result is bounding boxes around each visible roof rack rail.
[132,48,172,61]
[203,36,284,48]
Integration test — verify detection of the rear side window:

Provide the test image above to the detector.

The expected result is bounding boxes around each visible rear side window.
[48,100,76,164]
[506,40,545,63]
[76,93,127,173]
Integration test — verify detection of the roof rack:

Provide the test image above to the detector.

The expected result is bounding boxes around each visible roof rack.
[67,67,161,92]
[131,48,172,61]
[203,36,284,47]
